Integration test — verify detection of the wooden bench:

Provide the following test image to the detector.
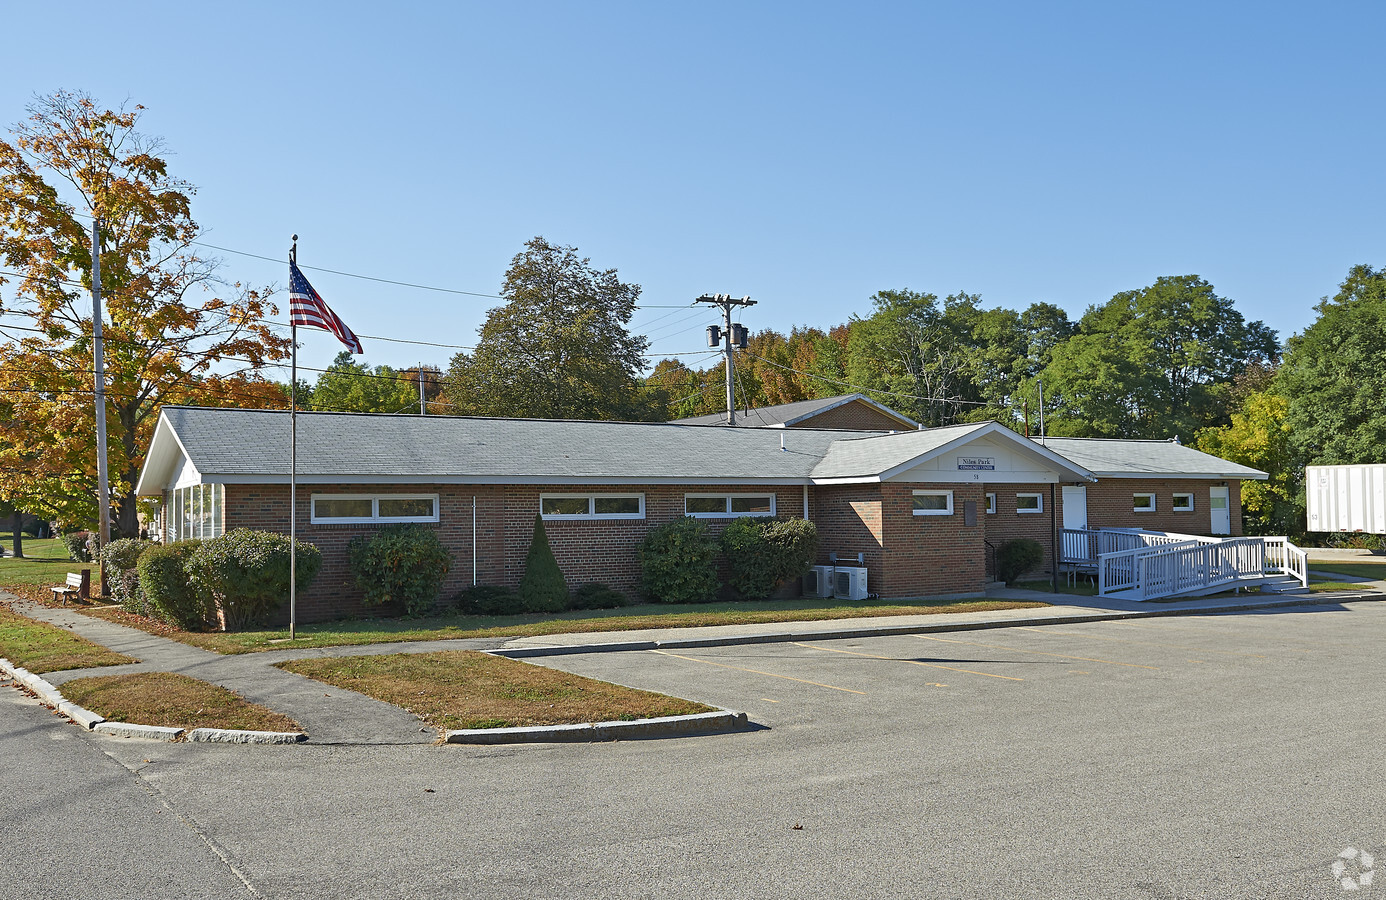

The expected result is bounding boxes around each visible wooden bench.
[51,572,86,605]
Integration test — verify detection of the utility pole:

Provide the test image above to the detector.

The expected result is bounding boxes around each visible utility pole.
[696,293,756,425]
[419,363,426,415]
[91,216,111,578]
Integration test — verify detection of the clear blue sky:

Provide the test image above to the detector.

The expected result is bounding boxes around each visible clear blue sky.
[5,1,1383,377]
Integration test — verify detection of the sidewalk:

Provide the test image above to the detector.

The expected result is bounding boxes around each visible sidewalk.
[6,582,1383,744]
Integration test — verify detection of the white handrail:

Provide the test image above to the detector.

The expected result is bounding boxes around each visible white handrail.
[1097,534,1307,599]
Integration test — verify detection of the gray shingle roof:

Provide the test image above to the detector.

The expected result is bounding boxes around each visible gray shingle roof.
[153,406,863,484]
[673,393,918,429]
[1037,437,1267,479]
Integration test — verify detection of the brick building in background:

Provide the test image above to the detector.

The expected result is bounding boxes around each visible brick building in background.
[135,398,1264,623]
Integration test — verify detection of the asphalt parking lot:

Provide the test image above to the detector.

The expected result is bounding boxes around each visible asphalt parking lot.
[7,600,1386,899]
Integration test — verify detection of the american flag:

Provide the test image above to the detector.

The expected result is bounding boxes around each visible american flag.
[289,261,363,354]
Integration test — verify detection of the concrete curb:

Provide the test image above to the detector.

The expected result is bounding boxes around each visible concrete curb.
[0,658,106,728]
[445,710,749,744]
[488,593,1386,659]
[94,722,185,741]
[186,728,308,745]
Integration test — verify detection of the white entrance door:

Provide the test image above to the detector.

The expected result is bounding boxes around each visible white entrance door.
[1062,485,1088,530]
[1209,486,1230,535]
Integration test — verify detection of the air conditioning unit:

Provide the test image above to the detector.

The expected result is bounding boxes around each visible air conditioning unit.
[804,565,835,598]
[833,567,868,601]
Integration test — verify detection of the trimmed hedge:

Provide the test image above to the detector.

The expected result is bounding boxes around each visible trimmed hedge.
[456,584,523,616]
[348,524,452,616]
[187,529,322,631]
[639,517,719,604]
[138,540,208,629]
[720,516,818,600]
[569,583,628,610]
[102,538,153,614]
[518,515,567,613]
[998,538,1044,584]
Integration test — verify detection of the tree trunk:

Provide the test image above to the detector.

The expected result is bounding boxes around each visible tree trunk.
[11,511,22,559]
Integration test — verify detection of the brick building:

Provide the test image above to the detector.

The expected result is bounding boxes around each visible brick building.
[135,405,1265,622]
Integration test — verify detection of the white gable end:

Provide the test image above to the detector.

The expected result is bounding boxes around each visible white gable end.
[887,434,1082,485]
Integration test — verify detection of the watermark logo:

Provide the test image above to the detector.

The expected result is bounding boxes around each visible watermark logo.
[1332,847,1374,892]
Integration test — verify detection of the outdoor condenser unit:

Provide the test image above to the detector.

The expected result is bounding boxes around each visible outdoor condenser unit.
[832,567,869,601]
[804,565,835,598]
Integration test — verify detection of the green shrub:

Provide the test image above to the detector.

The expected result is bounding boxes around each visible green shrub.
[998,538,1045,584]
[456,584,524,616]
[187,529,322,631]
[102,538,153,613]
[720,516,819,600]
[137,541,208,629]
[569,582,629,610]
[518,515,568,613]
[62,530,93,562]
[348,524,452,616]
[639,516,720,603]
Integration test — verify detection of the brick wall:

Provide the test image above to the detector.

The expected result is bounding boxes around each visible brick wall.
[981,483,1059,577]
[881,482,989,596]
[225,482,806,623]
[1084,480,1244,536]
[810,483,886,578]
[791,400,914,432]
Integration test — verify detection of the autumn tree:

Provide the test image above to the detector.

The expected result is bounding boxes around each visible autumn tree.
[0,91,289,537]
[443,237,653,420]
[308,351,420,414]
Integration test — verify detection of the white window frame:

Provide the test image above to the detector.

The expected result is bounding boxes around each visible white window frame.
[684,493,777,518]
[1171,492,1194,512]
[1133,492,1157,513]
[540,493,645,521]
[1016,493,1043,514]
[310,493,440,525]
[911,490,954,516]
[169,484,225,541]
[985,492,997,515]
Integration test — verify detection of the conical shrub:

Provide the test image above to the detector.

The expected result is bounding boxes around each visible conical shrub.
[519,514,568,613]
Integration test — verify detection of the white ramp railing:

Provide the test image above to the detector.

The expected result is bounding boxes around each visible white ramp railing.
[1094,532,1308,600]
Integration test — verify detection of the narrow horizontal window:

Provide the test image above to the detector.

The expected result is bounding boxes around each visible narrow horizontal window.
[311,494,439,524]
[685,494,776,518]
[1171,492,1194,512]
[1133,493,1156,512]
[540,493,644,520]
[1016,493,1043,514]
[912,490,953,516]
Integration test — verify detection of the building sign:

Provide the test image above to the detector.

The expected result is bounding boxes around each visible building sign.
[957,456,996,470]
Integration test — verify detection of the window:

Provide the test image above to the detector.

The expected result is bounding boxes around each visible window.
[912,490,954,516]
[684,493,776,518]
[1016,493,1043,514]
[311,493,439,524]
[985,493,996,515]
[1171,492,1194,512]
[168,483,225,541]
[1133,493,1156,513]
[540,493,644,520]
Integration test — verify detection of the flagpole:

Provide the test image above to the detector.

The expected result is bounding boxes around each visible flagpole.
[289,235,298,641]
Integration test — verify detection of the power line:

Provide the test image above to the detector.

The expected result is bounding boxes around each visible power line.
[740,351,998,408]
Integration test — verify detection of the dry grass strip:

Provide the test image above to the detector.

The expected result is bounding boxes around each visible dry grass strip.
[60,672,301,732]
[279,649,713,730]
[0,603,135,673]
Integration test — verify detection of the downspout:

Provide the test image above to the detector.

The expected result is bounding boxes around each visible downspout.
[802,484,810,523]
[1050,483,1059,594]
[472,495,478,586]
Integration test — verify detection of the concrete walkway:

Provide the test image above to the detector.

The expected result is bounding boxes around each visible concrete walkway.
[6,579,1383,744]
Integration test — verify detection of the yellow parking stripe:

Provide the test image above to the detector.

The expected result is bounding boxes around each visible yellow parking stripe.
[648,649,867,695]
[910,634,1158,670]
[792,642,1023,681]
[1013,626,1268,658]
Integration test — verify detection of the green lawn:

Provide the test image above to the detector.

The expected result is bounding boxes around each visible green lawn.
[85,596,1049,655]
[0,604,135,673]
[0,534,96,587]
[1304,559,1386,581]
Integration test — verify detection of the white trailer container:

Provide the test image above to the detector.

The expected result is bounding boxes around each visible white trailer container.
[1306,464,1386,534]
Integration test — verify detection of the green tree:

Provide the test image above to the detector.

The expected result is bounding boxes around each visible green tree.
[443,237,653,420]
[1196,388,1299,535]
[1278,264,1386,465]
[308,352,417,414]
